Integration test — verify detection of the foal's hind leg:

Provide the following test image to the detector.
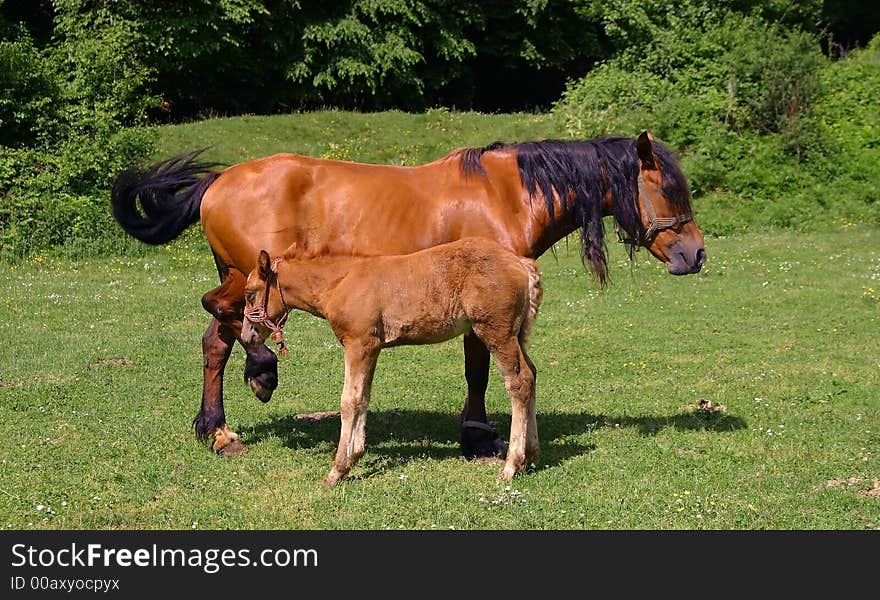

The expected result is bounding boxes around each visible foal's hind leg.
[497,343,535,481]
[521,349,539,464]
[473,330,535,480]
[460,332,508,460]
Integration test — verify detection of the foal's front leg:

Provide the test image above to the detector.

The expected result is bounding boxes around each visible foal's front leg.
[324,341,379,487]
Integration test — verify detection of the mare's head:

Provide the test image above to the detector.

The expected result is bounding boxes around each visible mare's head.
[630,132,706,275]
[484,132,705,283]
[242,250,290,352]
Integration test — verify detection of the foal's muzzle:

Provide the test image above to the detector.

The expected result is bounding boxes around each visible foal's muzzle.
[240,319,265,346]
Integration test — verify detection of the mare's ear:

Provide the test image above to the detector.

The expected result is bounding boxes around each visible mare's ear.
[258,250,272,279]
[636,131,657,170]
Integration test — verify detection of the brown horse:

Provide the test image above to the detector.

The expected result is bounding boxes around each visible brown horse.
[111,131,705,458]
[241,238,542,485]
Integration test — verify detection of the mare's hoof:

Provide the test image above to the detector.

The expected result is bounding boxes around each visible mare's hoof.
[460,421,508,461]
[247,377,274,403]
[215,438,247,456]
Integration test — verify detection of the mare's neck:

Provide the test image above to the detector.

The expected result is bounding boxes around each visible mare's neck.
[527,179,621,258]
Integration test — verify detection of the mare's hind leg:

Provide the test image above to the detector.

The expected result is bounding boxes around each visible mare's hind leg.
[460,332,508,460]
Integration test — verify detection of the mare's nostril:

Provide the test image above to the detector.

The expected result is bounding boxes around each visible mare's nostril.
[695,247,707,268]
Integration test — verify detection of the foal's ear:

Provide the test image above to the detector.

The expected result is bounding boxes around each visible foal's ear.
[258,250,272,279]
[636,131,657,170]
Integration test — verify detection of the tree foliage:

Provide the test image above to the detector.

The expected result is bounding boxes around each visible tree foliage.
[2,0,608,115]
[0,0,878,257]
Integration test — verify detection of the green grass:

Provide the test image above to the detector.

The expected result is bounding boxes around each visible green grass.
[153,108,561,167]
[1,225,878,529]
[1,110,877,529]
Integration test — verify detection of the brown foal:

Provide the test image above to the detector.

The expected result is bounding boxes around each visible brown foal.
[241,237,543,486]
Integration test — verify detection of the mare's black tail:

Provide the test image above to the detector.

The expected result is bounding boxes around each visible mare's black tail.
[111,149,222,245]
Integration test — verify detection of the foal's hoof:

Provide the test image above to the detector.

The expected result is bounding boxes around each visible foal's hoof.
[247,377,274,403]
[323,469,344,488]
[460,421,508,461]
[214,438,247,456]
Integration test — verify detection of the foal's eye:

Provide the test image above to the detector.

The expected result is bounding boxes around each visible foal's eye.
[245,292,255,303]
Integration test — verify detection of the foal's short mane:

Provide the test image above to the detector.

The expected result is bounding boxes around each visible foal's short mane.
[455,137,691,284]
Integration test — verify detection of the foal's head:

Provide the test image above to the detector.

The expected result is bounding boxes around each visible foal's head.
[242,250,289,352]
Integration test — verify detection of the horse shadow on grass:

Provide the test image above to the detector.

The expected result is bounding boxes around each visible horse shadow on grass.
[242,407,747,477]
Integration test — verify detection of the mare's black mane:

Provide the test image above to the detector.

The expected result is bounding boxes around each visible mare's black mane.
[459,136,691,283]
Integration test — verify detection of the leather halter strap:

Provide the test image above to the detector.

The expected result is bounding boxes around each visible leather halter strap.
[617,174,692,248]
[243,257,291,356]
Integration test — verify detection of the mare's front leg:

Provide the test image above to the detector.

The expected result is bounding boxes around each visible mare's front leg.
[324,341,379,487]
[243,343,278,402]
[202,270,278,404]
[198,269,278,455]
[194,317,245,455]
[460,332,508,460]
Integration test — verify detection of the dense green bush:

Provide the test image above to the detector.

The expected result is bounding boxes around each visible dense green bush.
[0,128,156,261]
[557,12,825,148]
[0,33,61,147]
[9,0,605,115]
[555,11,879,235]
[0,11,157,261]
[50,1,158,126]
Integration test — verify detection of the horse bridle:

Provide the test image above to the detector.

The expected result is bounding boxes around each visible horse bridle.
[616,174,692,248]
[243,257,291,356]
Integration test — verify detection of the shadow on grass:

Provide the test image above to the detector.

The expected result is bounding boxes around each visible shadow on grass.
[242,408,747,474]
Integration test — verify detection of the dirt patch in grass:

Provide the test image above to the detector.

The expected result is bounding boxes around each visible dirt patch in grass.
[294,411,340,422]
[681,399,727,413]
[825,477,880,498]
[826,476,866,487]
[92,356,135,368]
[861,480,880,498]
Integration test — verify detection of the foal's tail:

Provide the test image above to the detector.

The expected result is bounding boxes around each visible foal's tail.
[519,258,543,346]
[111,149,222,245]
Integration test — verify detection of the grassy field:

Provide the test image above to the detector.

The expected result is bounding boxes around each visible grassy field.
[1,222,878,529]
[1,110,878,530]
